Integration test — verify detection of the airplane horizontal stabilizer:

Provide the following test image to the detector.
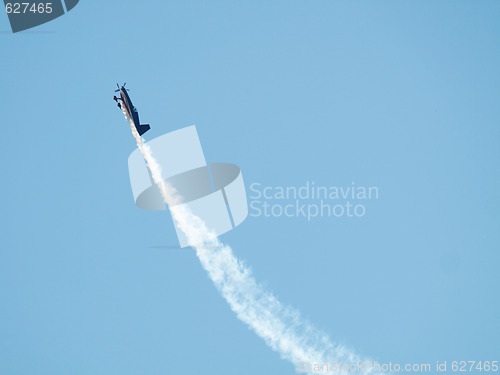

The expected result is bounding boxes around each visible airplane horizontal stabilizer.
[138,124,150,136]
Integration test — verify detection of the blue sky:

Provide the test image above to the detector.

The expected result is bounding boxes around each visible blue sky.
[1,1,499,374]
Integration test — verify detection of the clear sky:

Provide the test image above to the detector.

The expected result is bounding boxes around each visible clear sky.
[1,1,499,374]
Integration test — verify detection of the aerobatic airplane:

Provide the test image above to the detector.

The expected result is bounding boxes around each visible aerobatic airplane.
[113,83,151,136]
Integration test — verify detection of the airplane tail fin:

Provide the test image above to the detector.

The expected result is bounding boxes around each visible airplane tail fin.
[137,124,150,136]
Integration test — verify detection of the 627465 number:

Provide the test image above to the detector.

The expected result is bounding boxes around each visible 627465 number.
[5,3,53,14]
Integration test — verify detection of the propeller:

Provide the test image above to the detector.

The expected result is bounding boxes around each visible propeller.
[114,83,130,92]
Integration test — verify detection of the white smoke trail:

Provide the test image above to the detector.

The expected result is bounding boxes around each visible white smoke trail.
[124,112,381,374]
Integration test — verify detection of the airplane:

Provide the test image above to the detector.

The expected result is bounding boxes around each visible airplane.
[113,83,151,136]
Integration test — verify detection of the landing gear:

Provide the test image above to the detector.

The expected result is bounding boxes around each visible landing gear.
[117,103,122,109]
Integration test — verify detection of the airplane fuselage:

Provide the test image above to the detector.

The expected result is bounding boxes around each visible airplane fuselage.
[120,89,141,125]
